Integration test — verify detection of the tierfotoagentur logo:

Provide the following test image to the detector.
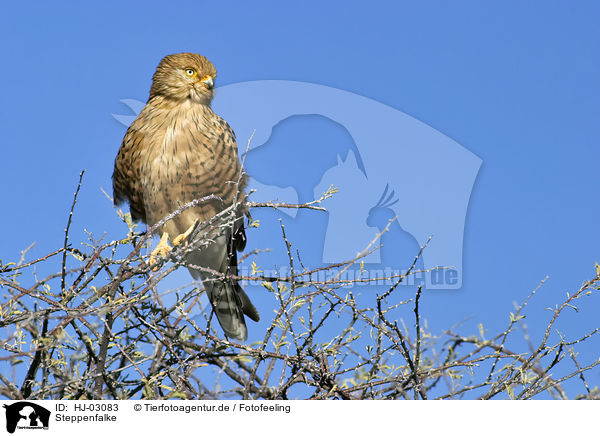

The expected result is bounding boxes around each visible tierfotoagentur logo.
[2,402,50,433]
[114,80,481,290]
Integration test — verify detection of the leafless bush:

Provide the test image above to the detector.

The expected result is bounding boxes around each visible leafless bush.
[1,173,599,400]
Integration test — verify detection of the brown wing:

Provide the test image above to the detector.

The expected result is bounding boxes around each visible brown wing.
[182,112,245,209]
[112,126,147,223]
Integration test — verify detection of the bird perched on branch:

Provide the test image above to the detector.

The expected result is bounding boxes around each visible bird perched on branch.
[112,53,259,340]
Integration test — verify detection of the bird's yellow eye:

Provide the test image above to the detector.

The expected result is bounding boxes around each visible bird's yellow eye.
[185,68,196,77]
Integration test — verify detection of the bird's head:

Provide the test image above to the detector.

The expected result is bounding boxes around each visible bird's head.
[149,52,217,105]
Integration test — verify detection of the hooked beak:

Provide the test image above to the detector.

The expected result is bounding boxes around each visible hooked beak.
[200,76,214,90]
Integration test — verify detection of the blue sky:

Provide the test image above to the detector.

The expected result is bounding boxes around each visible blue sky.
[1,1,599,397]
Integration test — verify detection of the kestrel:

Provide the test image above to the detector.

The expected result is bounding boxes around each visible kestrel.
[112,53,259,340]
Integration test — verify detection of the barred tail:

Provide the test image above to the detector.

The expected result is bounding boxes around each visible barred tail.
[186,226,259,341]
[208,280,259,341]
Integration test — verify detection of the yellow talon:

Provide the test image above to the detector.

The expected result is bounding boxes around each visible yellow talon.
[172,223,196,246]
[149,223,197,270]
[149,232,172,269]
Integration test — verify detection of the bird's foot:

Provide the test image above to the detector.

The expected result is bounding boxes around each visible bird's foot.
[149,232,171,269]
[172,222,196,246]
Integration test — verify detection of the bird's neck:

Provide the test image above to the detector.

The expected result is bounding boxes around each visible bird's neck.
[147,94,212,111]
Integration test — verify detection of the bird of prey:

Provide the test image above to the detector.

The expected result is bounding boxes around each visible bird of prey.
[112,53,259,340]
